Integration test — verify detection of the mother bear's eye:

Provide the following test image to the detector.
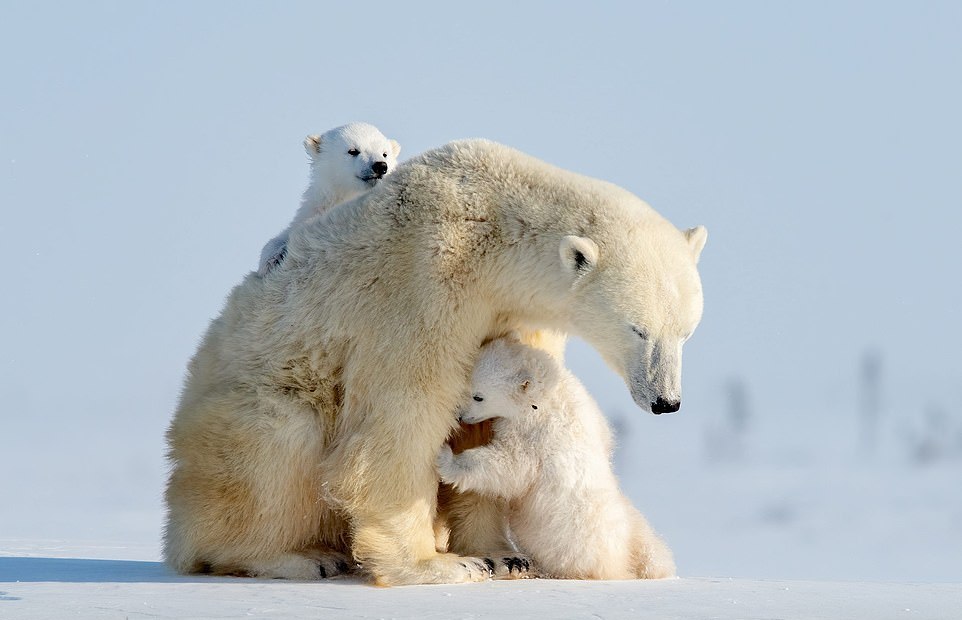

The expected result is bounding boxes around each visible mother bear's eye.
[473,395,484,402]
[631,325,649,340]
[348,148,360,156]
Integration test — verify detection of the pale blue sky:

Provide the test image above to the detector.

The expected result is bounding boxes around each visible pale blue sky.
[1,2,960,573]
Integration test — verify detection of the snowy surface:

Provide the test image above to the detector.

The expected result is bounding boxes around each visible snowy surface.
[2,424,961,620]
[1,544,960,620]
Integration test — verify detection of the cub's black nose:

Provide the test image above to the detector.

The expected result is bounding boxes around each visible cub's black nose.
[651,397,681,415]
[371,161,388,176]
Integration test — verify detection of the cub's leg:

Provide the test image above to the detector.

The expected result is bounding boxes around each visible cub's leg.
[627,504,677,579]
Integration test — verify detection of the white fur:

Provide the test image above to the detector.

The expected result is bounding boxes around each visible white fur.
[258,122,401,274]
[165,139,705,585]
[437,337,676,580]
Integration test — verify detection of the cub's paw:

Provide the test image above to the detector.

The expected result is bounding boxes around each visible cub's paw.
[436,444,458,482]
[259,249,287,276]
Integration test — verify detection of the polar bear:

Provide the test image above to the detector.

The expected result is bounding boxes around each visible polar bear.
[258,122,401,274]
[164,139,707,586]
[437,336,676,580]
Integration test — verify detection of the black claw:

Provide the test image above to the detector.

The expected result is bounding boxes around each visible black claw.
[483,558,496,575]
[318,564,328,579]
[502,556,530,574]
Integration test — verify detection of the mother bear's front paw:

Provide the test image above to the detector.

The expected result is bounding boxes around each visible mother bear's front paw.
[374,553,494,585]
[489,553,537,579]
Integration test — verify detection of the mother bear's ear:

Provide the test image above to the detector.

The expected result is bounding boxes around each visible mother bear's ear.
[559,235,599,280]
[683,226,708,263]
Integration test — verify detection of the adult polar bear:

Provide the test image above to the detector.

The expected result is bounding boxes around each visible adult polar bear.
[164,139,707,586]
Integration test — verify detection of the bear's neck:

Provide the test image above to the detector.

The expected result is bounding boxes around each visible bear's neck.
[478,245,576,335]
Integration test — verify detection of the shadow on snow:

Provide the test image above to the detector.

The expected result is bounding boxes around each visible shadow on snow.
[0,557,366,584]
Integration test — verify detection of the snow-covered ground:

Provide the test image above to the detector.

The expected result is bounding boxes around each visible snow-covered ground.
[2,543,960,620]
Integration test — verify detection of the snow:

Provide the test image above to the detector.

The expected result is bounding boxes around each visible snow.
[3,440,961,620]
[1,545,959,620]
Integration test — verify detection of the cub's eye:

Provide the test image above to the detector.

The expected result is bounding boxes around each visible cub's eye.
[472,395,484,402]
[348,148,360,157]
[382,152,388,157]
[631,325,649,340]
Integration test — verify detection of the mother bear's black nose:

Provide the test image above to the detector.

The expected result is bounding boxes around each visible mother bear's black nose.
[372,161,388,176]
[651,397,681,415]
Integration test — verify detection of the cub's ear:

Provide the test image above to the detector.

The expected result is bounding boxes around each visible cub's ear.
[559,235,598,279]
[389,139,401,158]
[304,134,322,155]
[684,226,708,263]
[513,371,534,393]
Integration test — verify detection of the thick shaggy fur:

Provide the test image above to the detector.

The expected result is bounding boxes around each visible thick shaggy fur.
[164,139,706,585]
[437,337,676,579]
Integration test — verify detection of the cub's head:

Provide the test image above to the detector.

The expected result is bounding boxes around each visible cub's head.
[459,337,555,424]
[304,122,401,195]
[556,219,707,415]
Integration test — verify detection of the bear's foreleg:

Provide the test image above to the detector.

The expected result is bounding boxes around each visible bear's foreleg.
[326,388,499,586]
[332,390,533,585]
[342,453,497,584]
[439,487,537,578]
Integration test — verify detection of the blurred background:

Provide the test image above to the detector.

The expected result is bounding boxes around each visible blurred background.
[2,1,959,581]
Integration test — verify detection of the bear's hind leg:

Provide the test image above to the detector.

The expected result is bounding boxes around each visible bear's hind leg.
[165,392,345,580]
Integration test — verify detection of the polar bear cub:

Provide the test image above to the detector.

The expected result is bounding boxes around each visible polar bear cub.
[258,122,401,274]
[437,337,676,580]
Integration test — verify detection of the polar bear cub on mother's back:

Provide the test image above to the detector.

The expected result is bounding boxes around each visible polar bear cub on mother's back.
[258,122,401,274]
[437,337,676,580]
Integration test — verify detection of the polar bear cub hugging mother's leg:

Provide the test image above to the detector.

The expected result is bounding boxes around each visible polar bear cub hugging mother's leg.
[164,139,707,586]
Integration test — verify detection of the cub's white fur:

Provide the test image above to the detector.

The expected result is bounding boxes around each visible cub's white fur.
[438,337,677,580]
[258,122,401,274]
